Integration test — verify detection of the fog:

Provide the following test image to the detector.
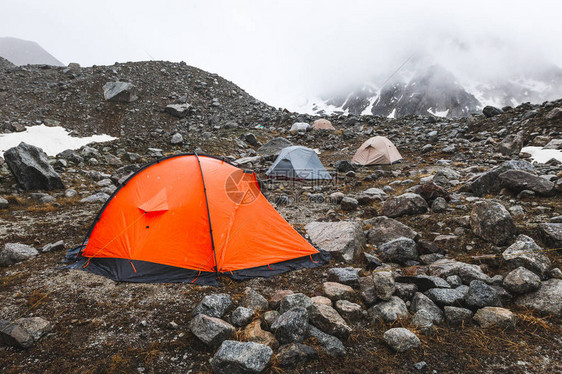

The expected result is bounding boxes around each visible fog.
[2,0,562,109]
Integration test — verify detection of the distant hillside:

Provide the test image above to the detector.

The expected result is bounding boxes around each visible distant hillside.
[0,37,64,66]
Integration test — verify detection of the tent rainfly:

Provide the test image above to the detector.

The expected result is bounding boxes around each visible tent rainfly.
[351,136,403,165]
[266,146,332,180]
[68,154,327,285]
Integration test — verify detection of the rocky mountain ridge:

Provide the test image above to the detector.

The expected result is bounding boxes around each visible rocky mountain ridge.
[0,59,561,374]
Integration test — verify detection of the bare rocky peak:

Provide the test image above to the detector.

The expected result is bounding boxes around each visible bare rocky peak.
[0,37,64,66]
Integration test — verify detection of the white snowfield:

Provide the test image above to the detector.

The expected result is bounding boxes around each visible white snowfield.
[521,146,562,163]
[0,125,116,157]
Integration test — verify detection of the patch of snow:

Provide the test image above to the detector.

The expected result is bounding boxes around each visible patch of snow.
[361,98,375,115]
[521,146,562,163]
[427,108,449,117]
[387,108,396,119]
[0,125,116,157]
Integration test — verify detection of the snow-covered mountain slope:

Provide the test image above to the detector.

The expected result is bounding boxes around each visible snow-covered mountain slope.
[304,62,562,118]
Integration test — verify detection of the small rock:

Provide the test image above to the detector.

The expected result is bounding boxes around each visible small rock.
[378,237,418,264]
[306,324,346,356]
[309,304,352,339]
[382,193,428,218]
[189,314,235,347]
[193,293,233,318]
[271,307,309,344]
[0,243,39,267]
[372,271,395,301]
[210,340,272,374]
[279,293,313,314]
[103,81,138,102]
[444,306,473,326]
[323,282,355,301]
[231,307,254,327]
[503,267,541,294]
[383,328,421,352]
[464,280,501,310]
[470,200,516,245]
[473,307,516,328]
[369,296,409,323]
[276,343,318,368]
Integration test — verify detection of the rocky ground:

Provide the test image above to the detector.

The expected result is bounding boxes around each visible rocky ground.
[0,61,561,373]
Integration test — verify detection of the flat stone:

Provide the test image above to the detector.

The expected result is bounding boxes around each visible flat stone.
[334,300,365,322]
[425,288,466,308]
[366,216,418,247]
[322,282,355,301]
[305,221,365,263]
[473,307,516,328]
[395,275,450,292]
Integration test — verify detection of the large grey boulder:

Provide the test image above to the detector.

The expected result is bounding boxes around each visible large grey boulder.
[463,280,501,310]
[0,317,52,348]
[469,160,535,196]
[497,131,524,156]
[503,267,541,294]
[309,304,352,339]
[383,328,421,352]
[410,292,443,324]
[366,216,418,247]
[165,103,191,118]
[190,314,235,347]
[305,221,365,263]
[257,137,293,156]
[483,105,502,118]
[382,193,428,218]
[103,81,138,102]
[271,307,309,344]
[210,340,272,374]
[4,142,64,190]
[470,200,516,245]
[193,293,233,318]
[538,223,562,249]
[378,237,418,264]
[0,243,39,267]
[502,235,551,278]
[515,279,562,316]
[499,170,555,196]
[369,296,409,323]
[473,307,516,328]
[306,325,346,356]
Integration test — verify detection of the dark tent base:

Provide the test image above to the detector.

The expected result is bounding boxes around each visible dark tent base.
[65,247,330,285]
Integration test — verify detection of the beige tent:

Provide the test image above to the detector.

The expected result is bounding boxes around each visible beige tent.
[351,136,403,165]
[311,119,336,130]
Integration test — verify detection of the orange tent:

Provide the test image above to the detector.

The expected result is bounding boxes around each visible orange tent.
[72,154,326,284]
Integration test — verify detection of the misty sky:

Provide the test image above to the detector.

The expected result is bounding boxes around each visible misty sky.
[3,0,562,109]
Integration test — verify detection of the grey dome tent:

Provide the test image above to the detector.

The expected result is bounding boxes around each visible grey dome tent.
[266,146,331,180]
